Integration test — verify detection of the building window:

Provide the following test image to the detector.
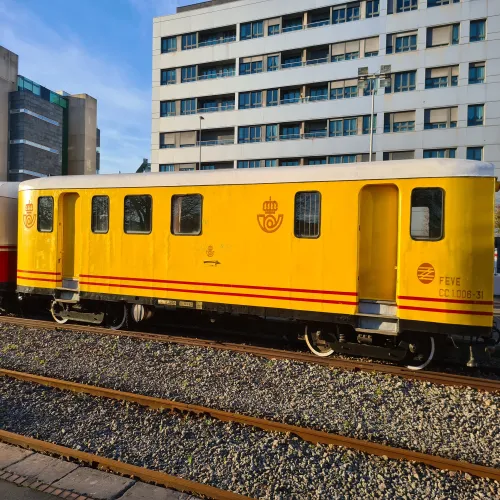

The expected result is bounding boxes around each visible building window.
[333,4,361,24]
[181,33,197,50]
[394,71,416,92]
[37,197,53,233]
[266,124,278,142]
[470,19,486,42]
[365,50,379,57]
[237,160,261,168]
[428,0,460,6]
[410,188,444,241]
[329,155,357,164]
[307,158,327,165]
[282,17,303,32]
[344,86,358,98]
[423,148,456,159]
[268,24,280,36]
[161,69,176,85]
[171,194,202,235]
[294,191,321,238]
[265,159,277,167]
[468,104,484,126]
[282,55,302,69]
[466,147,483,161]
[201,165,215,171]
[160,101,176,117]
[469,62,485,84]
[396,0,417,13]
[180,99,196,115]
[181,66,196,83]
[329,118,358,137]
[240,21,263,40]
[282,89,300,104]
[281,159,300,166]
[91,196,109,234]
[424,107,458,129]
[267,89,278,107]
[309,87,328,101]
[159,164,175,172]
[281,124,300,140]
[395,34,417,52]
[124,195,152,235]
[452,24,460,44]
[161,36,177,53]
[239,60,263,75]
[238,126,261,143]
[425,66,458,89]
[366,0,380,18]
[239,91,262,109]
[267,55,279,72]
[362,115,377,134]
[393,121,415,132]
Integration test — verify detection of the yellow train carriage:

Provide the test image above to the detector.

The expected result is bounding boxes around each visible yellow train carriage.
[16,159,496,367]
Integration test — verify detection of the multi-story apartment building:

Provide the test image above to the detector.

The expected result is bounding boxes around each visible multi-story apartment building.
[152,0,499,173]
[0,46,99,181]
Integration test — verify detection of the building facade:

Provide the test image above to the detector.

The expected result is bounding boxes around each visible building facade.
[152,0,499,173]
[0,46,99,182]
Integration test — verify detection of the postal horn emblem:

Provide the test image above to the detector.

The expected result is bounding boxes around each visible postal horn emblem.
[23,201,36,229]
[257,197,283,233]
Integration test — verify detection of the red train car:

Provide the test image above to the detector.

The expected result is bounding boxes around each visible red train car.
[0,182,18,299]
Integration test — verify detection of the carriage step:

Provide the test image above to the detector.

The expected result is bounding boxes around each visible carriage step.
[54,288,80,303]
[355,327,398,337]
[358,300,397,316]
[356,312,398,319]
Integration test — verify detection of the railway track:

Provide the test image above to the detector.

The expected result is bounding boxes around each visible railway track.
[1,368,499,486]
[1,315,499,392]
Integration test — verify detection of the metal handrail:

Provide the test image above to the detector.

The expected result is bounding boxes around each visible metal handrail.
[198,35,236,47]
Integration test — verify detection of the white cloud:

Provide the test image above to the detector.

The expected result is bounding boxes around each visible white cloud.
[0,0,151,174]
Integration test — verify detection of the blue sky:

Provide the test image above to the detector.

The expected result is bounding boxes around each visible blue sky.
[0,0,199,174]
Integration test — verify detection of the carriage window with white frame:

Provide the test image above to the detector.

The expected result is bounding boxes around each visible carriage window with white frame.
[124,195,152,234]
[294,191,321,238]
[171,194,202,235]
[37,196,54,233]
[410,188,444,240]
[91,196,109,234]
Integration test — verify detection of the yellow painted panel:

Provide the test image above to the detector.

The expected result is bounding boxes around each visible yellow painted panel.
[358,184,398,301]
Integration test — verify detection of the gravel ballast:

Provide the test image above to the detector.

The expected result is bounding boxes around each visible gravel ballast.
[1,377,498,500]
[0,324,499,468]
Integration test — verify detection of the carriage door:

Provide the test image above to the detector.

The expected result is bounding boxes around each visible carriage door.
[358,185,399,302]
[57,193,81,289]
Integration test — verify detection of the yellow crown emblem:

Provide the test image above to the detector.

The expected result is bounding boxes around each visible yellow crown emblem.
[25,201,33,213]
[263,197,278,214]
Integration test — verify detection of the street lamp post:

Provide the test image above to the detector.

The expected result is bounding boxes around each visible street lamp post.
[198,116,204,170]
[358,65,391,162]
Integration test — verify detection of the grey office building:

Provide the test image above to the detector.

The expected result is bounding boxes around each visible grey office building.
[0,46,99,181]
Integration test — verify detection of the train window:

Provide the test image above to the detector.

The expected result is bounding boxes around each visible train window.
[171,194,202,235]
[37,196,54,233]
[91,196,109,234]
[124,195,152,234]
[410,188,444,240]
[294,191,321,238]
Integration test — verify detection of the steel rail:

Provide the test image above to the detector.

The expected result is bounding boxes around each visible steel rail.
[1,316,499,392]
[0,429,250,500]
[1,368,500,482]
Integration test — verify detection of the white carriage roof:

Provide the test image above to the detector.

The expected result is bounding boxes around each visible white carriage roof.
[0,182,19,198]
[19,159,495,191]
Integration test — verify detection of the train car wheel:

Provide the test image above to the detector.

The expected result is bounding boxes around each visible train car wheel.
[405,336,435,371]
[305,328,334,357]
[107,303,128,331]
[50,301,69,325]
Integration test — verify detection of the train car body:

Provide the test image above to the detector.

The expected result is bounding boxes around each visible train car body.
[16,159,496,365]
[0,182,18,296]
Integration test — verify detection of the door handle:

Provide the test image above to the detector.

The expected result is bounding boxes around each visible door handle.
[204,260,221,266]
